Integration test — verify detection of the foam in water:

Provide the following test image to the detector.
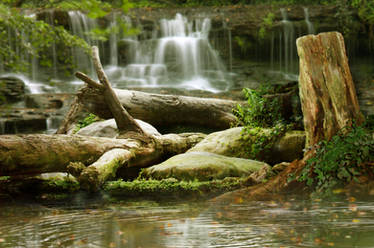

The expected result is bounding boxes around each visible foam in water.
[1,11,229,93]
[108,13,229,92]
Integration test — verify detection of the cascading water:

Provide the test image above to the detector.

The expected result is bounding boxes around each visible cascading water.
[280,8,296,75]
[68,11,99,77]
[108,13,229,92]
[303,7,315,35]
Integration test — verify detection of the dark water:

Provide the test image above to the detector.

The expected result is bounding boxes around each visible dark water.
[0,193,374,248]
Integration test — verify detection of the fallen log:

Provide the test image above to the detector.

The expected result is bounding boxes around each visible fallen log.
[1,46,208,192]
[0,133,205,189]
[57,86,240,134]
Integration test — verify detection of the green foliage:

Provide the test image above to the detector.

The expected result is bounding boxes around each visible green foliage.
[45,177,80,192]
[0,3,90,74]
[298,124,374,193]
[351,0,374,25]
[259,12,275,40]
[234,36,252,54]
[233,86,297,160]
[234,87,283,128]
[104,177,245,198]
[241,123,289,159]
[74,113,100,132]
[0,0,134,74]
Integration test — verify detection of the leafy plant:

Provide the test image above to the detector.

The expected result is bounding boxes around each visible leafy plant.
[74,113,100,132]
[234,87,283,129]
[298,124,374,193]
[233,86,296,160]
[259,12,275,40]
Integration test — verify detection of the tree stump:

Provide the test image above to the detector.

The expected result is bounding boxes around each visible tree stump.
[297,31,364,147]
[213,32,365,202]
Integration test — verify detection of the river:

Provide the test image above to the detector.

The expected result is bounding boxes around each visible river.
[0,193,373,247]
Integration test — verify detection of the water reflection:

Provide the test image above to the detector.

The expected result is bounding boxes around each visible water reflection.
[0,195,374,247]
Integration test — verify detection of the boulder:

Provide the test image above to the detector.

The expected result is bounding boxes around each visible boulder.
[0,77,25,104]
[187,127,305,164]
[76,118,161,138]
[142,151,271,181]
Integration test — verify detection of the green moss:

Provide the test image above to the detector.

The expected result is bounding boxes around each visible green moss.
[104,177,247,198]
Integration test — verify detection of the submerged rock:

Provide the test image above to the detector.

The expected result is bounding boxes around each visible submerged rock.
[187,127,305,164]
[142,151,270,181]
[76,118,161,138]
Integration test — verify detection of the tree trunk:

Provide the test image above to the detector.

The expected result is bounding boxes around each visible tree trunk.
[57,86,240,134]
[79,47,146,139]
[0,133,205,190]
[214,32,364,202]
[297,31,364,147]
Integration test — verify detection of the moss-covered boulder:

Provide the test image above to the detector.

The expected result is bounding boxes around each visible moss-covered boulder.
[187,127,305,164]
[142,152,270,181]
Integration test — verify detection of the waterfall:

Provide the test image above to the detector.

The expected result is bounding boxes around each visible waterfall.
[112,13,228,92]
[303,7,315,34]
[280,8,295,74]
[109,13,119,66]
[68,11,98,77]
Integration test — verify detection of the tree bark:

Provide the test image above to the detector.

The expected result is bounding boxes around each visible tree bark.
[214,32,365,202]
[57,86,240,134]
[0,133,205,190]
[78,47,146,138]
[297,31,364,147]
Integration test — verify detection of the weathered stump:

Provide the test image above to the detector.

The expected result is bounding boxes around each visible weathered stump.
[297,31,364,147]
[214,32,365,202]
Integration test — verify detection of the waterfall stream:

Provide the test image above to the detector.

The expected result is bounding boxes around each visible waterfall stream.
[106,13,229,92]
[0,9,320,94]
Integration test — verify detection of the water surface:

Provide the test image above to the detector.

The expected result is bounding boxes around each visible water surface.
[0,194,373,247]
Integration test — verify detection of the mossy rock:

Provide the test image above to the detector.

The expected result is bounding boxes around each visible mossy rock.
[188,127,305,164]
[142,152,270,181]
[104,177,247,199]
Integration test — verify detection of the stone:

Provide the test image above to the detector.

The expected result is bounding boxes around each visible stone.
[142,151,271,181]
[0,108,48,134]
[76,118,161,138]
[25,93,74,112]
[0,77,25,104]
[187,127,305,164]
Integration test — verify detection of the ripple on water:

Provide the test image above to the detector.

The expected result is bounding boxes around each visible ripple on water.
[0,196,374,247]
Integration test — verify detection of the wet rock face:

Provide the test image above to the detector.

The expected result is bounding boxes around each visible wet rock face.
[0,77,25,105]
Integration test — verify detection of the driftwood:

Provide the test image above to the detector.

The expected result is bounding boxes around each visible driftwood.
[214,32,365,202]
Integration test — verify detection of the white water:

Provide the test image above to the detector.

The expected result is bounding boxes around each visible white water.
[68,11,99,77]
[280,8,295,74]
[304,7,315,35]
[107,13,228,92]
